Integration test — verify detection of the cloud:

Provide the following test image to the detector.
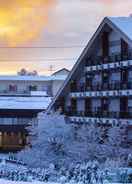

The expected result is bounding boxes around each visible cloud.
[0,0,55,46]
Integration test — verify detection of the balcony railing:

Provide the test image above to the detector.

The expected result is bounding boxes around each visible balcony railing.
[71,81,132,93]
[0,90,31,96]
[85,52,132,67]
[65,111,132,119]
[0,90,50,96]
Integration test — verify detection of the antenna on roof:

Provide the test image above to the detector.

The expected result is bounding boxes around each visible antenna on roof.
[49,65,54,75]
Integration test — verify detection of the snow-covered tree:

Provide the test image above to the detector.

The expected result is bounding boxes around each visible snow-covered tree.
[17,68,38,76]
[17,113,131,169]
[107,124,131,161]
[17,113,74,168]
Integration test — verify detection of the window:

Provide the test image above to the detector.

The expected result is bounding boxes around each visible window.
[9,84,17,92]
[0,132,2,146]
[102,31,109,58]
[121,39,128,60]
[29,85,37,91]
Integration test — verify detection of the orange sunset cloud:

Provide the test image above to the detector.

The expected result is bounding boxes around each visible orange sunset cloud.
[0,0,55,46]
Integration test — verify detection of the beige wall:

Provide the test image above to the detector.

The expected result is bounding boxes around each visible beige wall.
[52,80,64,96]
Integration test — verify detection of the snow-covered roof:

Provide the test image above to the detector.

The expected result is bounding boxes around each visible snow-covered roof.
[0,75,67,82]
[52,68,70,76]
[0,96,51,110]
[108,16,132,41]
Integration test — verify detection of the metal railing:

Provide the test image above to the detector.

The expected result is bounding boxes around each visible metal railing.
[85,52,132,67]
[70,81,132,92]
[65,110,132,119]
[0,90,30,96]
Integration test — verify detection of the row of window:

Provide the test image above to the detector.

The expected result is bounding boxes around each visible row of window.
[64,97,132,118]
[0,85,51,94]
[0,118,34,125]
[85,52,132,66]
[71,68,130,92]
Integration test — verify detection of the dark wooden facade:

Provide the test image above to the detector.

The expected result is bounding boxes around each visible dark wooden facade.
[0,108,43,152]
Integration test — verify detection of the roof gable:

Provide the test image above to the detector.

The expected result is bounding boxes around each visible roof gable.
[47,16,132,112]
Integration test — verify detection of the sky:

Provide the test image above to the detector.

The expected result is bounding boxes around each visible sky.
[0,0,132,75]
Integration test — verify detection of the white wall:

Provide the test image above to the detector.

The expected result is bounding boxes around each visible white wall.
[65,96,71,108]
[77,99,85,112]
[92,99,101,111]
[109,30,121,54]
[92,74,102,85]
[109,99,120,112]
[128,99,132,107]
[110,71,120,82]
[52,80,64,96]
[128,71,132,81]
[127,128,132,141]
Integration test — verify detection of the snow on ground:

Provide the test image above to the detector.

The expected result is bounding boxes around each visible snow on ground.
[0,180,51,184]
[0,180,129,184]
[0,96,51,110]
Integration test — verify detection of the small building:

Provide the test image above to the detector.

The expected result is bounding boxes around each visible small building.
[47,16,132,145]
[52,68,70,76]
[0,70,69,97]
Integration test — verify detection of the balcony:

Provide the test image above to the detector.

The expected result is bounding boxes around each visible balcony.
[66,110,132,120]
[0,90,31,96]
[85,53,132,72]
[71,90,132,98]
[70,81,132,98]
[0,90,49,97]
[91,81,132,91]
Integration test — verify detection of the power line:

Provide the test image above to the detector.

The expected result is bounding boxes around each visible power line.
[0,58,77,62]
[0,45,85,49]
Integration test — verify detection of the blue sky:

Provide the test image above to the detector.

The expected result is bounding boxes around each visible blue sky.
[0,0,132,75]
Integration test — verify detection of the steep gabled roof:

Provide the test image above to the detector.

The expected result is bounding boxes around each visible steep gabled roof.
[47,16,132,112]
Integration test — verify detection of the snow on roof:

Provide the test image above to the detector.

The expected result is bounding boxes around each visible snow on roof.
[0,75,67,82]
[0,96,52,110]
[108,16,132,41]
[52,68,70,76]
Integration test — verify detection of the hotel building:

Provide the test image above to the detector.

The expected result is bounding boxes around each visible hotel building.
[48,17,132,144]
